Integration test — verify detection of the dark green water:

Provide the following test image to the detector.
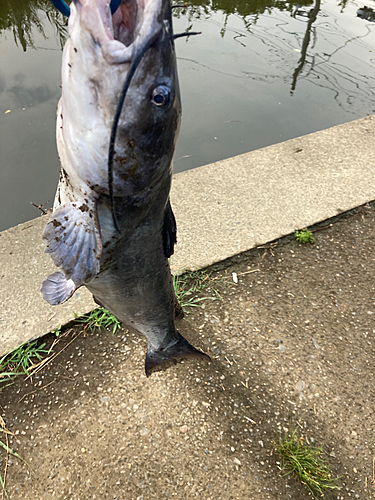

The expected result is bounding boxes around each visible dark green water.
[0,0,374,230]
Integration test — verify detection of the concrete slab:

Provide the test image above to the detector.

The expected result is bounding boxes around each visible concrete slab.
[170,114,375,272]
[0,217,96,357]
[1,115,374,356]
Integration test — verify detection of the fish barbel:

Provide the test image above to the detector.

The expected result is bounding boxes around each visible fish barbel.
[41,0,209,375]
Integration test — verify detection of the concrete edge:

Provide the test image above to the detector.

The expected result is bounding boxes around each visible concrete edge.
[1,114,374,356]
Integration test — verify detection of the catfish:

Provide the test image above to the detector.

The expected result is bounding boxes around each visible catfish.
[42,0,209,375]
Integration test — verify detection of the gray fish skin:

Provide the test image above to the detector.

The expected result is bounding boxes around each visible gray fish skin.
[41,0,209,375]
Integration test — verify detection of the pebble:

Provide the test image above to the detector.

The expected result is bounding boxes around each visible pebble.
[140,428,149,436]
[296,381,305,392]
[233,458,241,466]
[180,425,188,433]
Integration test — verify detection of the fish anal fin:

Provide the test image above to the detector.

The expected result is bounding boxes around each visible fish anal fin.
[145,333,210,377]
[41,271,76,305]
[43,201,102,286]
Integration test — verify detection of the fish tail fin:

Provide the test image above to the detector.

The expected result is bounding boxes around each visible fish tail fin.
[145,332,210,377]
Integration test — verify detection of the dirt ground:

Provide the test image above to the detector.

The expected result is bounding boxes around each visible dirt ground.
[1,202,375,500]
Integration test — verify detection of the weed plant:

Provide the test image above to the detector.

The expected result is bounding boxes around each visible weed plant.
[173,270,220,308]
[0,340,48,385]
[74,307,121,334]
[276,429,338,498]
[295,228,315,244]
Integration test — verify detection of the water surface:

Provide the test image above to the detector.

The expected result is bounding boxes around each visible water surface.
[0,0,374,230]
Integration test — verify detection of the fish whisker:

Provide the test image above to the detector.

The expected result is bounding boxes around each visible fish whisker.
[172,31,202,40]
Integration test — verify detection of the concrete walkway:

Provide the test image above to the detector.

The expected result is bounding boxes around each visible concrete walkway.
[1,115,374,356]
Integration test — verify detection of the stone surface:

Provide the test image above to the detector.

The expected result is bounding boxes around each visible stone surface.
[0,217,96,356]
[170,114,375,272]
[1,115,374,356]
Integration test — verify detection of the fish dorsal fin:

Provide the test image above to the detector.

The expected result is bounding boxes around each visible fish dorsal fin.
[42,200,102,293]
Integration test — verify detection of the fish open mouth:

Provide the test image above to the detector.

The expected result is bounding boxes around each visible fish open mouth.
[100,0,165,65]
[53,0,166,66]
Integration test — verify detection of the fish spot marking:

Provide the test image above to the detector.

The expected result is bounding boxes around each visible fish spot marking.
[52,219,62,228]
[74,47,78,53]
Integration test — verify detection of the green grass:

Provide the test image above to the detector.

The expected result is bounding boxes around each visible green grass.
[295,228,315,244]
[173,269,221,309]
[74,307,121,334]
[0,340,48,385]
[276,429,339,498]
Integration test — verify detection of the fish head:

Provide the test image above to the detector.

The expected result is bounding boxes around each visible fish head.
[61,0,181,196]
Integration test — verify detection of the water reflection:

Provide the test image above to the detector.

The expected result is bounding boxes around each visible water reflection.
[357,6,375,22]
[0,0,374,231]
[0,0,316,52]
[173,0,314,25]
[0,0,66,51]
[291,0,321,93]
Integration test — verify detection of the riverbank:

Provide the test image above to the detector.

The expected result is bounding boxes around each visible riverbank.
[1,114,375,356]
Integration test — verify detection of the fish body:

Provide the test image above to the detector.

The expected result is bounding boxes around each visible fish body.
[42,0,209,374]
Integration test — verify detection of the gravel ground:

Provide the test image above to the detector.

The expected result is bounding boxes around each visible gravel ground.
[1,202,375,500]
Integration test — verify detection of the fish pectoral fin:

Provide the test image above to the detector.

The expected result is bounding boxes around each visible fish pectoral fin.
[43,201,102,286]
[145,332,210,377]
[162,200,177,258]
[41,271,76,305]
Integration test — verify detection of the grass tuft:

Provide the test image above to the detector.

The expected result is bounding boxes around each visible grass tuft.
[276,429,339,498]
[0,340,48,385]
[74,307,121,334]
[173,269,221,309]
[295,228,315,244]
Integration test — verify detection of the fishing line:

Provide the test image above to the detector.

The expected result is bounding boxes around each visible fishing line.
[109,28,201,232]
[108,31,162,232]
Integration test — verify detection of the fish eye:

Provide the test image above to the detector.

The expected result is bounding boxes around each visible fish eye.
[151,86,171,108]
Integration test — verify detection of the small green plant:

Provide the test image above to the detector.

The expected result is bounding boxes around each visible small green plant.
[74,307,121,334]
[276,429,338,498]
[173,269,220,309]
[295,228,315,244]
[51,325,62,337]
[0,340,48,385]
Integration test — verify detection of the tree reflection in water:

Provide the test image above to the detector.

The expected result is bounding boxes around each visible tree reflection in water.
[0,0,314,51]
[0,0,67,51]
[290,0,321,93]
